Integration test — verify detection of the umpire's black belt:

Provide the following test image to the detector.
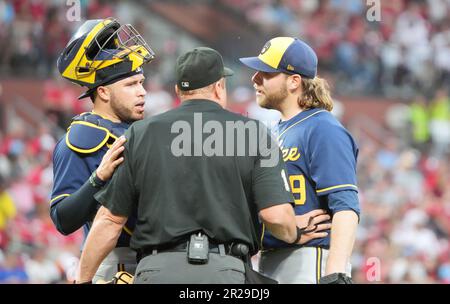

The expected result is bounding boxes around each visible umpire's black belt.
[137,242,241,262]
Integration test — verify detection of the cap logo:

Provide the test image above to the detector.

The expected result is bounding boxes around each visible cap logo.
[287,64,294,71]
[260,41,271,55]
[135,67,142,73]
[181,81,190,88]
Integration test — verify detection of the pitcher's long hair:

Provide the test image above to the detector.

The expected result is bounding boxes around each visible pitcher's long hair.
[299,76,333,111]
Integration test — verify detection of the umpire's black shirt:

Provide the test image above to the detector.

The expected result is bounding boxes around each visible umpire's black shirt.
[95,99,293,255]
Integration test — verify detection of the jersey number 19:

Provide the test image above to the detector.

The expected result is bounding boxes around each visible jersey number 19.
[290,175,306,205]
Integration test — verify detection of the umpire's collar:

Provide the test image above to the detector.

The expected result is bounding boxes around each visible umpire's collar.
[179,99,223,110]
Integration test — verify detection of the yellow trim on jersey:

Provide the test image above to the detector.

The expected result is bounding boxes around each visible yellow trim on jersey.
[316,184,358,193]
[66,121,111,154]
[50,193,71,205]
[123,225,133,236]
[277,110,327,140]
[316,247,322,284]
[259,37,294,69]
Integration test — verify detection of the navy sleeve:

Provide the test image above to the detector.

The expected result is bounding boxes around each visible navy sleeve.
[49,137,100,234]
[50,137,92,203]
[94,127,136,217]
[307,118,359,196]
[327,189,360,218]
[50,179,99,235]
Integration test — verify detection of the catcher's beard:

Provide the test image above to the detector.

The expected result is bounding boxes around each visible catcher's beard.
[257,83,288,111]
[110,90,141,123]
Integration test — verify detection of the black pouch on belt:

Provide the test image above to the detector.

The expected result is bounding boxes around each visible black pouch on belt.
[187,233,209,264]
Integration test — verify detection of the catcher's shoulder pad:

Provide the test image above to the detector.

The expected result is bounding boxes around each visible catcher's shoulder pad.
[66,112,112,154]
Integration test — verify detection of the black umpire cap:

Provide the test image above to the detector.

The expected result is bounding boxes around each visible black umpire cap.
[176,47,234,91]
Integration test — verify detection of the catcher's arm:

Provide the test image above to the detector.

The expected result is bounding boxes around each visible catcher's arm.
[50,136,126,235]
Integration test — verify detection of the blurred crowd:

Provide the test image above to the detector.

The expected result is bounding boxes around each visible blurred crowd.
[0,0,119,77]
[226,0,450,98]
[2,0,450,99]
[1,82,449,283]
[0,0,449,284]
[0,111,82,283]
[351,126,450,283]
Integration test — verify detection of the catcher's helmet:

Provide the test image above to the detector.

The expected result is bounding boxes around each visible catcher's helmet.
[57,18,155,99]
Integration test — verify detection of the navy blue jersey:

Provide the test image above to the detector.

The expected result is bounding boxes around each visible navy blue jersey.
[50,112,135,247]
[263,108,359,249]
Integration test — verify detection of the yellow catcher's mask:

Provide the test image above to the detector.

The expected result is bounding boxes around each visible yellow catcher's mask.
[57,17,155,99]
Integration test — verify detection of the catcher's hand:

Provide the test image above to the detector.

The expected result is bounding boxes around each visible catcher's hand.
[96,136,126,181]
[319,273,353,284]
[295,209,331,245]
[96,271,134,284]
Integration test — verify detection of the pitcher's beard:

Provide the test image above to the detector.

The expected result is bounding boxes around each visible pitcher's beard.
[256,85,288,110]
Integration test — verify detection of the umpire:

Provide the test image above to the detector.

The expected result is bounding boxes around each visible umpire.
[76,47,302,284]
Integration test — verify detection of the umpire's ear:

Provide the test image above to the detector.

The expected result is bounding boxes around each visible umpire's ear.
[214,78,227,107]
[175,84,180,97]
[215,77,226,93]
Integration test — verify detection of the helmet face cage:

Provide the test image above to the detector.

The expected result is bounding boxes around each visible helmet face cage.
[75,19,155,77]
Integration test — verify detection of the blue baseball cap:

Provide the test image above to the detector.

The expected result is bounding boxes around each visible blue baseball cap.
[239,37,317,79]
